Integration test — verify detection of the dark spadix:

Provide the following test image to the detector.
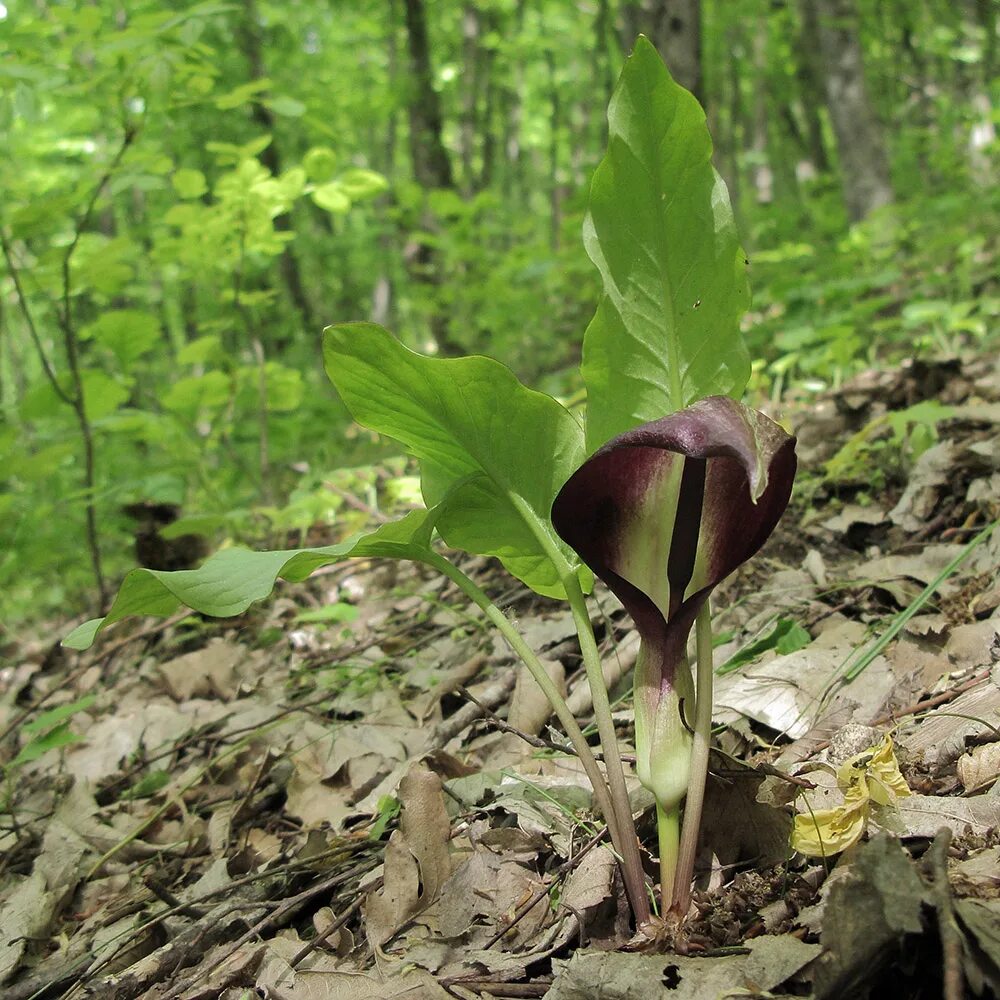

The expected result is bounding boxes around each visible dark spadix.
[551,396,796,806]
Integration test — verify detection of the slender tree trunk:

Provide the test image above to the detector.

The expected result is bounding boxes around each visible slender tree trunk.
[402,0,453,190]
[593,0,615,147]
[966,0,997,185]
[811,0,894,222]
[372,0,400,328]
[401,0,462,354]
[546,51,562,251]
[975,0,996,83]
[236,0,313,334]
[499,0,527,208]
[749,19,773,205]
[460,4,482,194]
[478,13,498,191]
[794,5,832,176]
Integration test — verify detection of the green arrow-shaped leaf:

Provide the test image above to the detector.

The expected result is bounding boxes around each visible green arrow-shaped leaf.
[63,508,441,650]
[324,322,588,597]
[582,35,751,452]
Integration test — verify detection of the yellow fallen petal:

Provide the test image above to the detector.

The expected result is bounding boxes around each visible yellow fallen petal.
[869,735,911,804]
[791,800,869,857]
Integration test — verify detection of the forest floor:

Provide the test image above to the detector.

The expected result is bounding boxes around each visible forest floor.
[2,353,1000,1000]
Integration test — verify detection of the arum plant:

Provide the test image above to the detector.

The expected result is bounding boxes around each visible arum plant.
[552,398,795,914]
[63,38,795,931]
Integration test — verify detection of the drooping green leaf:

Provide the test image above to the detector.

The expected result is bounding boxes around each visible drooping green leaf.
[12,723,85,767]
[120,769,171,800]
[62,508,443,650]
[323,322,588,598]
[161,371,231,414]
[302,146,338,181]
[267,95,306,118]
[176,334,225,367]
[582,35,751,451]
[20,696,96,736]
[293,602,359,624]
[20,370,132,422]
[12,696,96,768]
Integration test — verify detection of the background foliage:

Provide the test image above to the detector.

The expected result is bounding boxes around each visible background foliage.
[1,0,997,626]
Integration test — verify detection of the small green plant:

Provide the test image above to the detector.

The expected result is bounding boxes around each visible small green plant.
[824,399,954,488]
[2,696,95,811]
[64,38,795,933]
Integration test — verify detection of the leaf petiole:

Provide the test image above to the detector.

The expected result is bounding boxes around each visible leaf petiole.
[670,601,714,915]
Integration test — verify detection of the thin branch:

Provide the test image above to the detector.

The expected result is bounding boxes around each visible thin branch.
[0,229,73,405]
[51,124,138,611]
[57,124,138,338]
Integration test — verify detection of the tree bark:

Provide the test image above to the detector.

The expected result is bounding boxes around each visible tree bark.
[401,0,461,354]
[749,18,773,205]
[402,0,453,190]
[811,0,894,222]
[460,5,483,194]
[793,4,832,176]
[498,0,527,206]
[546,50,563,250]
[371,0,400,329]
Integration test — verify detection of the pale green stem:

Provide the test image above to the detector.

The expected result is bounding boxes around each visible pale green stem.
[563,571,651,926]
[495,492,651,925]
[670,601,714,916]
[425,553,626,857]
[657,801,680,906]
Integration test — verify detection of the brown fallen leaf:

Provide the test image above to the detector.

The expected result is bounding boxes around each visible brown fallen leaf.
[364,764,452,949]
[157,638,255,701]
[957,742,1000,794]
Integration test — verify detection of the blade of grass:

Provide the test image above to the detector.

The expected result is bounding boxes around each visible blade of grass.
[842,519,997,681]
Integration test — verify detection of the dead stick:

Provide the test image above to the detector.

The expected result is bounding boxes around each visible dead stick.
[806,668,991,757]
[928,827,964,1000]
[289,890,369,968]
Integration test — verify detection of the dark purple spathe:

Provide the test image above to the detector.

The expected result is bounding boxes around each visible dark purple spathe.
[551,396,796,690]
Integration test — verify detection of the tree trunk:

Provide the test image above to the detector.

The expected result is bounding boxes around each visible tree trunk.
[402,0,453,190]
[478,13,498,191]
[593,0,615,147]
[499,0,527,207]
[236,0,313,333]
[546,50,562,251]
[749,19,773,205]
[371,0,400,329]
[401,0,461,354]
[811,0,894,222]
[460,5,483,194]
[619,0,702,103]
[793,4,832,177]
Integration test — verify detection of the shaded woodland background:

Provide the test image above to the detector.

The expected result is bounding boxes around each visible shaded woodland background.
[0,0,997,626]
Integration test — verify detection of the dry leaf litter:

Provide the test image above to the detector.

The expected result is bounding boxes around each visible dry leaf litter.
[1,354,999,999]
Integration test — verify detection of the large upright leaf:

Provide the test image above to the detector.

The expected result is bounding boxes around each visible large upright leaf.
[582,35,751,452]
[62,508,442,650]
[324,323,587,597]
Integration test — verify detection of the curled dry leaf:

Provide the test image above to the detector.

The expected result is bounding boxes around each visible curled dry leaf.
[958,742,1000,793]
